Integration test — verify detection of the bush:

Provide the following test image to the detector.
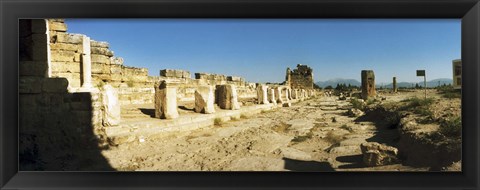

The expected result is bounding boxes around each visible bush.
[324,131,343,144]
[292,131,314,143]
[214,118,223,126]
[350,98,365,110]
[400,97,435,118]
[438,117,462,137]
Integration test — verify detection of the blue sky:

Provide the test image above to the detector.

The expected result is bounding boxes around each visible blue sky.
[66,19,460,84]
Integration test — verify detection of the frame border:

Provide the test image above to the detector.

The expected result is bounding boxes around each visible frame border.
[1,0,479,189]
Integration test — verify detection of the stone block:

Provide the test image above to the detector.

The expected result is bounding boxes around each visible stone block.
[19,61,48,77]
[161,69,190,78]
[91,54,110,64]
[155,81,179,119]
[19,77,43,94]
[91,62,110,74]
[50,43,81,52]
[110,57,124,65]
[110,64,122,74]
[91,47,114,57]
[50,50,76,62]
[194,85,215,114]
[102,84,121,126]
[55,33,83,44]
[42,78,68,93]
[48,21,67,32]
[29,34,49,61]
[50,61,81,73]
[91,40,109,48]
[256,84,269,104]
[31,19,47,33]
[216,84,240,110]
[360,142,399,166]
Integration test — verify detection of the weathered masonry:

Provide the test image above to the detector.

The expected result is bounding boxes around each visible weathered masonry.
[361,70,376,100]
[452,59,461,89]
[19,19,320,170]
[286,64,314,89]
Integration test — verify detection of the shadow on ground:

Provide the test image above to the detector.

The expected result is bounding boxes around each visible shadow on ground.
[354,109,400,147]
[139,108,155,118]
[283,158,335,171]
[336,154,365,169]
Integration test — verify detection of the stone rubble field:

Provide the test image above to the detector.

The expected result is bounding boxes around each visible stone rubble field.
[98,89,460,171]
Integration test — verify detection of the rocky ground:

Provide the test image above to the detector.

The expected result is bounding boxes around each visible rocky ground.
[99,89,460,171]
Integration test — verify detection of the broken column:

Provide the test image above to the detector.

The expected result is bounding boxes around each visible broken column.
[155,81,179,119]
[275,87,284,104]
[80,35,93,90]
[216,84,240,110]
[256,84,270,104]
[301,89,306,101]
[392,77,397,93]
[195,85,215,114]
[268,88,277,105]
[361,70,376,100]
[101,84,121,126]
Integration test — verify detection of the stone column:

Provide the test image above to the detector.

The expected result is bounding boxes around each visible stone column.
[393,77,397,93]
[361,70,376,100]
[155,81,179,119]
[195,85,215,114]
[301,89,306,101]
[216,84,240,110]
[268,88,277,105]
[101,84,121,126]
[292,89,298,99]
[275,87,284,104]
[288,88,293,100]
[256,84,270,104]
[80,35,93,89]
[283,88,290,101]
[283,88,292,107]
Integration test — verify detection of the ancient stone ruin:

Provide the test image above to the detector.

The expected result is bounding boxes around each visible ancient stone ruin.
[361,70,376,100]
[19,19,320,170]
[392,77,397,93]
[286,64,314,89]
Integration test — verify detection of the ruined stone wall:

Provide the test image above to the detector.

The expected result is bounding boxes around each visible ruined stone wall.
[19,19,110,170]
[287,64,314,89]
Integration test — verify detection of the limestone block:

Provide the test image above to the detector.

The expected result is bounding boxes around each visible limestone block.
[91,62,110,74]
[282,102,292,107]
[275,87,283,104]
[55,33,83,44]
[19,61,48,77]
[161,69,190,78]
[361,70,376,100]
[283,88,291,101]
[91,54,110,64]
[155,81,179,119]
[91,40,110,48]
[194,86,215,114]
[110,57,124,65]
[360,142,399,166]
[268,88,277,105]
[42,78,69,93]
[48,21,67,32]
[102,84,121,126]
[19,77,43,94]
[227,76,243,82]
[31,19,47,34]
[50,61,81,73]
[91,47,114,57]
[256,84,269,104]
[216,84,241,110]
[110,64,122,74]
[50,43,81,52]
[50,50,75,62]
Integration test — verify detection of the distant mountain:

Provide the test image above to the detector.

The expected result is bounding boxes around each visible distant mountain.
[315,78,361,88]
[381,78,453,88]
[316,78,453,89]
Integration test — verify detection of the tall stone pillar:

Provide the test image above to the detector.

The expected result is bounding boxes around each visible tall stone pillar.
[256,84,270,104]
[80,35,93,89]
[155,81,179,119]
[268,88,277,105]
[283,88,291,101]
[216,84,240,110]
[275,87,284,104]
[361,70,376,100]
[292,89,298,99]
[195,85,215,114]
[288,88,293,100]
[392,77,397,93]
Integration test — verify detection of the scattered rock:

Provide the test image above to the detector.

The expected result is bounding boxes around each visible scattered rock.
[347,108,364,117]
[360,142,399,166]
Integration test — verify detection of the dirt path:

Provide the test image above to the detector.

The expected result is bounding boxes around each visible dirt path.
[100,95,428,171]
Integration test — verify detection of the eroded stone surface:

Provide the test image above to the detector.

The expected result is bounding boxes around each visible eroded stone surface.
[195,85,215,114]
[155,81,179,119]
[102,84,121,126]
[216,84,240,110]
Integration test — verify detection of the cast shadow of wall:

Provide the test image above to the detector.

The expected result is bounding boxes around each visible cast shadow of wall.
[283,158,334,171]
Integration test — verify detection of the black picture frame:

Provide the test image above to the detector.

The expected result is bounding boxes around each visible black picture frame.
[1,0,479,189]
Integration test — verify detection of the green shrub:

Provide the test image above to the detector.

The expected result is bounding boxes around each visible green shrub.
[438,117,462,137]
[350,98,365,110]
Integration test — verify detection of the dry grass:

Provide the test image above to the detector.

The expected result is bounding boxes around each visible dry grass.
[272,122,291,134]
[324,131,344,144]
[291,131,314,143]
[214,118,223,127]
